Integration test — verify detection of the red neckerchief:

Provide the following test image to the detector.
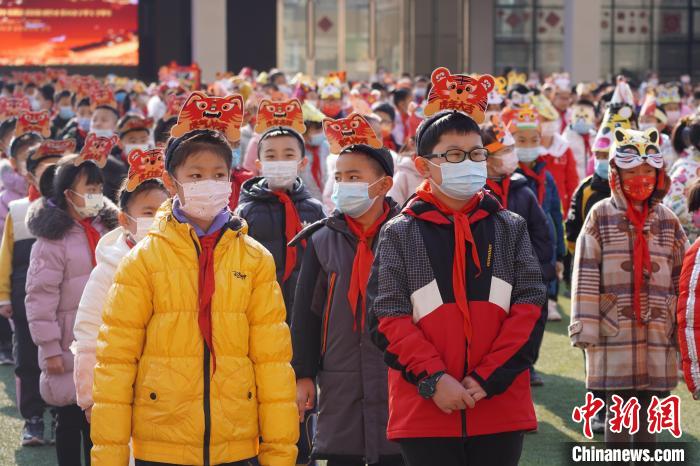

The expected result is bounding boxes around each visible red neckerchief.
[271,191,306,282]
[625,198,651,324]
[581,133,592,159]
[198,232,219,373]
[414,181,482,367]
[558,109,567,134]
[228,167,254,210]
[486,177,510,208]
[27,185,41,202]
[78,218,101,267]
[345,201,391,333]
[382,135,397,151]
[305,144,323,192]
[124,234,137,250]
[519,162,546,205]
[400,110,411,144]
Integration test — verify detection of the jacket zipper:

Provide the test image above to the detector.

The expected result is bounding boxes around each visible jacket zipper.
[320,272,337,356]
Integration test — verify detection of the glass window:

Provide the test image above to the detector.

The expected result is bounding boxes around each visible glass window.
[281,0,307,73]
[313,0,339,76]
[376,0,401,73]
[345,0,371,80]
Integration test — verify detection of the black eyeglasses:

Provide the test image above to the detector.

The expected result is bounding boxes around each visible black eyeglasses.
[422,147,489,163]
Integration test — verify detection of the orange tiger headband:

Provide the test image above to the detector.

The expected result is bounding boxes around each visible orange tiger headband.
[75,133,118,168]
[33,139,76,159]
[170,91,244,143]
[125,148,165,192]
[15,111,51,138]
[424,67,495,124]
[322,112,382,154]
[0,96,31,120]
[254,98,306,134]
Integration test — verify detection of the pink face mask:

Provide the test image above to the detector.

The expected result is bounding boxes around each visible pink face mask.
[490,148,519,176]
[177,179,232,220]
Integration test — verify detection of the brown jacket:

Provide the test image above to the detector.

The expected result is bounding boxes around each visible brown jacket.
[570,162,688,391]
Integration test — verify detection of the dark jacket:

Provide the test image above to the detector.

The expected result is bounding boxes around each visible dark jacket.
[565,173,611,253]
[368,192,547,439]
[7,198,35,322]
[517,161,566,262]
[235,176,325,319]
[290,199,401,463]
[487,173,555,282]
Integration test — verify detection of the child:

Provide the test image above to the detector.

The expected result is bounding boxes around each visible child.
[388,136,422,206]
[638,93,675,169]
[664,116,700,242]
[59,98,92,149]
[562,99,597,181]
[301,101,330,200]
[236,98,326,319]
[0,139,67,446]
[292,113,403,466]
[25,150,119,466]
[73,149,169,423]
[117,114,154,156]
[678,178,700,400]
[90,93,298,466]
[52,90,75,137]
[570,127,687,446]
[0,131,41,239]
[368,71,546,466]
[0,117,17,159]
[505,105,565,327]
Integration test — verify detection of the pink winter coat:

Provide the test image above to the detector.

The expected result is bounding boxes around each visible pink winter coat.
[0,160,27,232]
[24,198,119,407]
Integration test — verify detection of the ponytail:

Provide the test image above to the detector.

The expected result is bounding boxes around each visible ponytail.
[671,116,700,155]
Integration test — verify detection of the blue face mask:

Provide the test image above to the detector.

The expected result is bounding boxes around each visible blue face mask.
[594,158,609,179]
[58,106,74,120]
[91,128,114,139]
[428,158,487,201]
[515,146,543,163]
[309,132,325,147]
[115,92,127,104]
[332,179,382,218]
[77,117,91,131]
[231,147,242,168]
[571,119,594,135]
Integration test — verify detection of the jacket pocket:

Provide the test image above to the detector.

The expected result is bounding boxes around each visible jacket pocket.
[665,295,678,343]
[134,360,193,427]
[321,272,337,357]
[599,293,619,337]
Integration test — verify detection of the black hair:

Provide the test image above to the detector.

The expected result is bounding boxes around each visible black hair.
[51,154,104,210]
[154,117,177,145]
[117,178,168,212]
[339,144,394,177]
[671,116,700,154]
[38,163,57,199]
[304,120,323,131]
[38,84,55,103]
[269,71,286,85]
[54,89,73,105]
[415,75,429,84]
[9,132,43,159]
[416,111,481,155]
[77,97,90,108]
[689,178,700,213]
[508,84,531,99]
[0,118,17,142]
[392,88,411,107]
[257,127,305,158]
[372,102,396,121]
[94,105,120,120]
[370,82,386,92]
[479,124,498,149]
[164,130,232,174]
[574,99,596,110]
[117,114,151,138]
[25,145,60,175]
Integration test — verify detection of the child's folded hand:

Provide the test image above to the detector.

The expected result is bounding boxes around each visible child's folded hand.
[461,376,487,404]
[45,355,65,375]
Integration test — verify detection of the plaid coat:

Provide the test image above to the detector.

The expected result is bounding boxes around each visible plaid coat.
[570,162,688,391]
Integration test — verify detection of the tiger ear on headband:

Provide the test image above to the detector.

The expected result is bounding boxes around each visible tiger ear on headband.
[90,86,117,111]
[75,133,118,168]
[126,148,165,192]
[34,139,76,159]
[254,98,306,134]
[0,96,31,120]
[424,66,495,123]
[15,111,51,138]
[322,113,382,154]
[170,91,244,143]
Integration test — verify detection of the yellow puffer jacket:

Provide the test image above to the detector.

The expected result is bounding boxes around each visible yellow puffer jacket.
[91,200,298,466]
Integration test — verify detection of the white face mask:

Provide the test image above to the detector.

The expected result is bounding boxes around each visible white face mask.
[515,146,544,163]
[177,179,232,221]
[69,191,104,219]
[666,110,681,125]
[428,159,487,201]
[91,128,115,139]
[124,143,152,156]
[125,214,155,243]
[490,148,519,177]
[261,160,299,190]
[331,179,382,218]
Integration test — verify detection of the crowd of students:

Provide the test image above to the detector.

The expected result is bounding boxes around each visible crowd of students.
[0,64,699,466]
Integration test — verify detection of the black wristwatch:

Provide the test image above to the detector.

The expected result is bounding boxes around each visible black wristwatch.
[418,371,446,399]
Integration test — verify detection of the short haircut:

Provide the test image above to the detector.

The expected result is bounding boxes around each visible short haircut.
[154,117,177,145]
[25,145,59,175]
[51,154,104,210]
[117,178,168,212]
[94,105,119,120]
[54,89,73,105]
[0,118,17,141]
[164,130,232,174]
[10,132,43,159]
[39,84,55,103]
[258,127,305,158]
[689,178,700,213]
[416,111,481,155]
[392,88,411,106]
[77,97,90,108]
[574,99,596,110]
[339,144,394,177]
[372,102,396,121]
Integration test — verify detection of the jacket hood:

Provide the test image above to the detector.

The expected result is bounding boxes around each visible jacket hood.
[608,158,670,212]
[0,159,27,195]
[395,155,419,174]
[239,176,312,204]
[94,227,131,269]
[289,197,400,247]
[27,197,120,240]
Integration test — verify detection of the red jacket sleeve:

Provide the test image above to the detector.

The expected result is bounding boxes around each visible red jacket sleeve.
[563,148,579,215]
[678,239,700,399]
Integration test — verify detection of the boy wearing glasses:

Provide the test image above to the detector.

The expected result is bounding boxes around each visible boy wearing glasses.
[367,106,547,466]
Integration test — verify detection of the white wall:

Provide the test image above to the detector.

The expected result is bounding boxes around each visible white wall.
[191,0,228,83]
